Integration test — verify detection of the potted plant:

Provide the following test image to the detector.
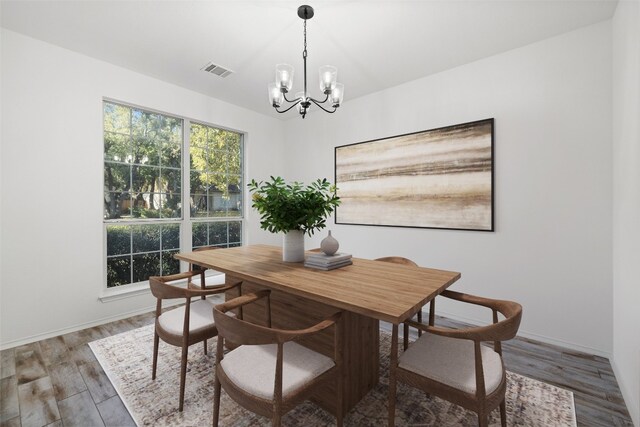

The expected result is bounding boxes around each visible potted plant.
[248,176,340,262]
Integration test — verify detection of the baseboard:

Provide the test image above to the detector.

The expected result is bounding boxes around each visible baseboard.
[432,309,613,359]
[611,358,640,427]
[0,276,227,350]
[0,300,177,351]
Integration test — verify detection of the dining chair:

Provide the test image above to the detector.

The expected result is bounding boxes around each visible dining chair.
[212,290,344,427]
[375,256,435,350]
[387,290,522,427]
[187,246,227,354]
[149,271,241,412]
[188,246,227,290]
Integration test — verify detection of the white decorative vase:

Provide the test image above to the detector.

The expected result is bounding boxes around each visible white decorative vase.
[282,230,305,262]
[320,230,339,256]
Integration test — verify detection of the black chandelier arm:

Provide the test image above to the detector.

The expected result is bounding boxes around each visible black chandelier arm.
[309,97,337,113]
[309,93,330,105]
[274,99,302,114]
[282,91,301,104]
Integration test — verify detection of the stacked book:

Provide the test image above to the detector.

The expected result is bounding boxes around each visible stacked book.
[304,252,353,271]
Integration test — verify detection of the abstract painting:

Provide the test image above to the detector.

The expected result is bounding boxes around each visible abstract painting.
[335,119,494,231]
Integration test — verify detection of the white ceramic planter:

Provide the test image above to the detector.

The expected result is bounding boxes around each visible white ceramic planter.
[282,230,305,262]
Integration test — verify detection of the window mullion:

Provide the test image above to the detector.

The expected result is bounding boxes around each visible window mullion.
[181,118,192,272]
[129,227,133,285]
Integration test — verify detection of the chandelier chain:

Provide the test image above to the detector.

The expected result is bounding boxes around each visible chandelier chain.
[303,17,308,100]
[303,19,307,58]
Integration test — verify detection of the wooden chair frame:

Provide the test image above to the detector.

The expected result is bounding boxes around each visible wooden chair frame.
[375,256,436,350]
[149,271,242,412]
[187,246,224,291]
[212,290,344,427]
[388,290,522,427]
[187,246,227,354]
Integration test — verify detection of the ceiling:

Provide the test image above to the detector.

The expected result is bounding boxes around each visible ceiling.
[0,0,618,119]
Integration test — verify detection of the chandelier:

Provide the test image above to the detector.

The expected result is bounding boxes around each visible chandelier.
[268,5,344,119]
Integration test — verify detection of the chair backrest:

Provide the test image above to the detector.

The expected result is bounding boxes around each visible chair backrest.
[439,290,522,343]
[375,256,419,267]
[213,291,285,345]
[485,299,522,342]
[149,273,196,300]
[214,291,342,346]
[150,271,235,300]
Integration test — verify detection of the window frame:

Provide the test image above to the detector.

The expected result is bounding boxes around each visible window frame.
[102,98,245,294]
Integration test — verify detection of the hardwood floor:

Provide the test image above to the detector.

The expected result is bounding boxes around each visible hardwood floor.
[0,309,634,427]
[0,314,151,427]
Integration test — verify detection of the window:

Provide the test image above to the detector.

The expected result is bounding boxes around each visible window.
[190,123,243,218]
[103,103,182,220]
[189,122,243,250]
[192,221,242,250]
[103,101,244,289]
[106,224,180,286]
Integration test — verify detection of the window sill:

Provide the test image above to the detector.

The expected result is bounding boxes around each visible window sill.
[99,282,153,302]
[98,272,222,303]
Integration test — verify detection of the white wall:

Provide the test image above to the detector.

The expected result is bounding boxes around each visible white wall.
[284,22,613,356]
[612,1,640,425]
[0,29,4,334]
[0,29,284,348]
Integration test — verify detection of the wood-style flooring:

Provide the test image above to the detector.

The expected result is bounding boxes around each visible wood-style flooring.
[0,308,634,427]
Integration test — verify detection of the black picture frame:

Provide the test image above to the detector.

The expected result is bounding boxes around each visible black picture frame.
[334,118,494,232]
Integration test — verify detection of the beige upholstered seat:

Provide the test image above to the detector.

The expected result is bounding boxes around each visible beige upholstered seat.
[149,272,241,412]
[399,333,503,395]
[388,290,522,427]
[221,341,335,400]
[188,246,226,291]
[212,290,344,427]
[158,299,235,336]
[189,273,226,288]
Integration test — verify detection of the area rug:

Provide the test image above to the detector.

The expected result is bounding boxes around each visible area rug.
[89,325,577,426]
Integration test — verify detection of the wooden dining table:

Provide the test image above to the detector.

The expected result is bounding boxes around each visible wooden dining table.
[175,244,461,416]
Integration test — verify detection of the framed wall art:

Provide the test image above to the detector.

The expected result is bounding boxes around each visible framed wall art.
[335,118,494,231]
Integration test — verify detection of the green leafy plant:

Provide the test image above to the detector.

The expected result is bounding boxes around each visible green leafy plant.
[248,176,340,236]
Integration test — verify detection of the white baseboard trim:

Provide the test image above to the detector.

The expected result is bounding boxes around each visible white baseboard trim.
[610,358,640,427]
[431,309,612,359]
[1,300,176,351]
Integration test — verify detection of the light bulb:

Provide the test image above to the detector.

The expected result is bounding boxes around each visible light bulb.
[275,64,294,92]
[319,65,337,93]
[268,82,283,107]
[331,83,344,107]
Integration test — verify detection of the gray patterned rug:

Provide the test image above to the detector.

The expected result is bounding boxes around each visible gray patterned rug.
[89,325,576,426]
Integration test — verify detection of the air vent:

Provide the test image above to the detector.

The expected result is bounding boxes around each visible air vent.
[201,62,233,78]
